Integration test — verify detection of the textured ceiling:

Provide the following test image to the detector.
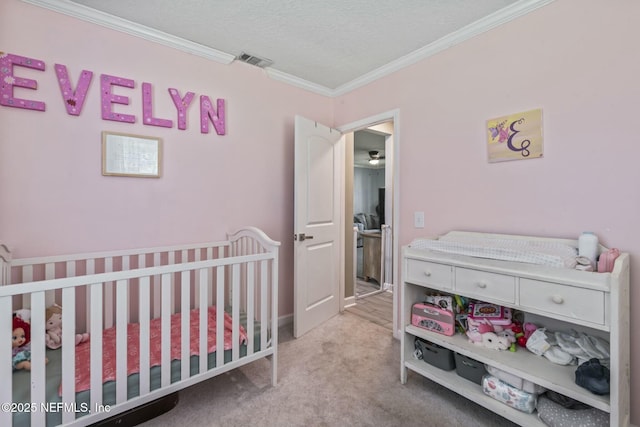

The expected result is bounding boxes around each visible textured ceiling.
[28,0,552,95]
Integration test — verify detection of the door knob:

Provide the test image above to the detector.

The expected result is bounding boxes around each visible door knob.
[295,233,314,242]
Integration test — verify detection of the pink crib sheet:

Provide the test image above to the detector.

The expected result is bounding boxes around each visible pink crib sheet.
[66,307,247,394]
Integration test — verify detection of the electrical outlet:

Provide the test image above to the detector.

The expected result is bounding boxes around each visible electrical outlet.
[414,211,425,228]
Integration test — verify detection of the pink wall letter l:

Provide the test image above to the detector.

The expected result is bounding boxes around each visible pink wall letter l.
[142,82,172,128]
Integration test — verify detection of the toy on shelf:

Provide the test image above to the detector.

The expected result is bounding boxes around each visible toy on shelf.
[513,322,538,347]
[466,303,517,351]
[411,302,455,336]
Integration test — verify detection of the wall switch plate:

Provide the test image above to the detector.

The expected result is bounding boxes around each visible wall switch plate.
[414,211,425,228]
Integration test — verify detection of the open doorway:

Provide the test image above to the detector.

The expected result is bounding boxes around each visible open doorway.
[353,129,387,298]
[341,116,397,334]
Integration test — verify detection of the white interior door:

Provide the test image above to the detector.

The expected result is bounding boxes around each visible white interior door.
[294,115,343,338]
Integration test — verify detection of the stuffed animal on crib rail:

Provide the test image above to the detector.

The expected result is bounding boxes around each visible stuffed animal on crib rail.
[45,304,89,349]
[12,316,33,370]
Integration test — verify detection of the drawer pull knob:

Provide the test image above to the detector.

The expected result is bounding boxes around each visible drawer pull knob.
[423,271,432,277]
[476,282,487,289]
[552,295,564,304]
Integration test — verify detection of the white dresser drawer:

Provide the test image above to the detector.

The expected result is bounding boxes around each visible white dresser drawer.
[455,268,516,304]
[405,259,453,290]
[519,279,605,325]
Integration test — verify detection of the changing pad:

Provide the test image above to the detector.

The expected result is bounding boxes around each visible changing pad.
[409,233,578,268]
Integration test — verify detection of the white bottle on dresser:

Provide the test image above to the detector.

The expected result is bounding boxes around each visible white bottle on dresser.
[578,232,599,270]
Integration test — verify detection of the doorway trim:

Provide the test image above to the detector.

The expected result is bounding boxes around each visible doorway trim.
[338,109,401,339]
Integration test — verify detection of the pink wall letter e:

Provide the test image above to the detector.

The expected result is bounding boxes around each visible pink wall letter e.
[101,74,135,123]
[0,52,46,111]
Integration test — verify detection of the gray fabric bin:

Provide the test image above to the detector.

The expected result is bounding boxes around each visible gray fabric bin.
[454,353,487,384]
[414,338,456,371]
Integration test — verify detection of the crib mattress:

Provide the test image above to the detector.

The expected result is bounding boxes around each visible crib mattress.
[12,318,263,427]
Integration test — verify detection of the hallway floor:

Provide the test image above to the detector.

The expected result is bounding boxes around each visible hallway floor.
[346,281,393,331]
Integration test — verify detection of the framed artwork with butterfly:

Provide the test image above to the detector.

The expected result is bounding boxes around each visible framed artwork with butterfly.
[486,108,543,163]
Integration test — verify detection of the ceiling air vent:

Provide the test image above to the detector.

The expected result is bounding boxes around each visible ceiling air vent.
[237,52,273,68]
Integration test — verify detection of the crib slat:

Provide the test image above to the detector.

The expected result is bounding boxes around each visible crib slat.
[30,291,46,427]
[61,287,76,424]
[161,273,171,387]
[44,262,56,280]
[153,253,161,318]
[22,264,33,282]
[90,282,104,409]
[22,265,33,307]
[208,254,214,306]
[180,270,190,380]
[270,253,279,386]
[261,260,268,351]
[168,250,177,314]
[199,268,208,373]
[86,260,95,332]
[45,262,56,307]
[0,297,12,427]
[86,259,95,274]
[215,267,224,369]
[116,279,128,404]
[105,257,114,329]
[139,276,151,395]
[66,260,76,277]
[246,262,255,355]
[232,264,240,361]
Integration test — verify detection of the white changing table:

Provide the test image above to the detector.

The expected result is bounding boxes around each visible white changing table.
[400,231,630,426]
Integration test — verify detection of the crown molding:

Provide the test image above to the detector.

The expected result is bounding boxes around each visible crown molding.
[20,0,236,64]
[21,0,554,97]
[264,68,335,98]
[331,0,555,97]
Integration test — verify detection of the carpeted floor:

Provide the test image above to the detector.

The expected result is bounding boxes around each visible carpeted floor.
[141,312,518,427]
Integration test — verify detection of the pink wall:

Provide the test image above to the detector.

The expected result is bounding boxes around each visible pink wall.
[3,0,640,423]
[0,0,334,318]
[336,0,640,423]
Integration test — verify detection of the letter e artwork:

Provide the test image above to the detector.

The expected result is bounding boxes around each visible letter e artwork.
[486,108,543,163]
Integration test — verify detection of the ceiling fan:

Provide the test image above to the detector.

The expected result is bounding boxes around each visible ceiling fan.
[368,150,385,165]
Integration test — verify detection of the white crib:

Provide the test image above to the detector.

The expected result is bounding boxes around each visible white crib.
[0,226,279,426]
